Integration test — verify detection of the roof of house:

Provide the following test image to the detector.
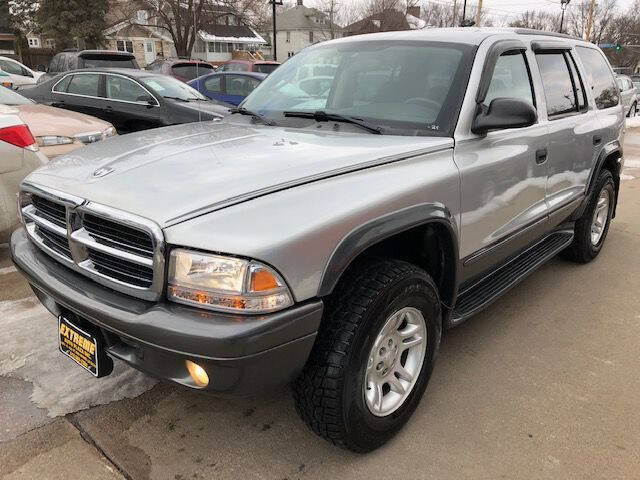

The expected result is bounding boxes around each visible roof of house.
[344,9,425,36]
[267,4,342,32]
[103,21,174,43]
[198,24,267,44]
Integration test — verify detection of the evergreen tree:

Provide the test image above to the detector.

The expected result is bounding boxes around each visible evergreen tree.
[36,0,109,50]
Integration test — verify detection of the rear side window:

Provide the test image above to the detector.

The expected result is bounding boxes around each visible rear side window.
[575,46,619,109]
[536,52,582,117]
[171,63,213,81]
[484,51,534,108]
[66,74,101,97]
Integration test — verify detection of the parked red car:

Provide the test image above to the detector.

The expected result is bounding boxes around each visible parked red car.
[217,59,280,74]
[145,58,216,83]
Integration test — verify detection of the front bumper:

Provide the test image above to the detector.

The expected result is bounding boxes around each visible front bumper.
[11,228,323,394]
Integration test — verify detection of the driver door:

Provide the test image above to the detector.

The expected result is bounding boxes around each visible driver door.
[455,47,550,281]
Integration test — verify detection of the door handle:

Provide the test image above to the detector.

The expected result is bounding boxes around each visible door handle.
[593,135,602,146]
[535,148,547,164]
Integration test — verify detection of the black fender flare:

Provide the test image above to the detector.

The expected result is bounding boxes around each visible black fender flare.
[573,139,623,220]
[317,203,460,309]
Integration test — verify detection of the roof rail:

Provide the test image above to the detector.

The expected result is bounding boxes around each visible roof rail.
[513,28,583,42]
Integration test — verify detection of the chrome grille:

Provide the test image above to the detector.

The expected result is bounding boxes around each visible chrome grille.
[20,184,164,301]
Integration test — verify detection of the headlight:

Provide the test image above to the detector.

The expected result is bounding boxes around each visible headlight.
[36,135,74,147]
[167,249,294,314]
[102,126,116,138]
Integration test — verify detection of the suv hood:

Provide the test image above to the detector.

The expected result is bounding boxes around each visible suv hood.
[26,121,452,227]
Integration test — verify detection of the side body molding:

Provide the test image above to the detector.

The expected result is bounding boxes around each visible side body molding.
[317,203,460,308]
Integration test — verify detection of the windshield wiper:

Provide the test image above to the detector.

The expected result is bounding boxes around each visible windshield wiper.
[283,110,383,134]
[162,96,189,102]
[230,107,277,126]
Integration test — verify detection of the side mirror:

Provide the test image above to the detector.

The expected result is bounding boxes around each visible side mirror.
[137,94,157,106]
[471,98,537,134]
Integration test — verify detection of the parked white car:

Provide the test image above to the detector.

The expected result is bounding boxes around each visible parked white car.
[0,105,47,241]
[0,57,44,88]
[615,74,639,117]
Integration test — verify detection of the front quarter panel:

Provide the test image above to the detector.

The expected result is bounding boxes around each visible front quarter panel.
[163,146,460,302]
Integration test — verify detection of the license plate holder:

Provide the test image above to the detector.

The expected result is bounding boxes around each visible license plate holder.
[58,315,112,377]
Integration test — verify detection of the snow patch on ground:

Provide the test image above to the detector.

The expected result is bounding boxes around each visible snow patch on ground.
[624,159,640,169]
[621,174,636,181]
[0,297,157,418]
[626,116,640,129]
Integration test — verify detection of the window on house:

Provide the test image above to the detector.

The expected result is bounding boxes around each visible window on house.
[286,31,290,43]
[45,39,55,49]
[309,31,314,43]
[288,51,294,58]
[28,37,40,48]
[116,40,134,53]
[136,10,148,23]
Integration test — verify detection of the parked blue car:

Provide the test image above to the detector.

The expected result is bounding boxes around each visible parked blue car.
[187,72,266,106]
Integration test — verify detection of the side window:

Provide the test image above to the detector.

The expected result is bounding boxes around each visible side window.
[226,75,253,96]
[204,75,222,92]
[536,52,579,117]
[66,74,101,97]
[566,52,587,110]
[48,55,61,73]
[52,75,72,93]
[575,46,619,109]
[105,75,148,102]
[484,51,535,107]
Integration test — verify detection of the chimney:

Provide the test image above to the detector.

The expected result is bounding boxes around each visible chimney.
[407,5,420,18]
[297,0,303,5]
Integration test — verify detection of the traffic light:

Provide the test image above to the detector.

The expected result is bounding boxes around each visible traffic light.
[615,43,622,52]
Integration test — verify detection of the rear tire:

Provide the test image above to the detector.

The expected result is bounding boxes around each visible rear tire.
[293,259,441,452]
[563,169,615,263]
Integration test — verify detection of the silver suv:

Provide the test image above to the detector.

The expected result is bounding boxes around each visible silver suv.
[11,28,624,452]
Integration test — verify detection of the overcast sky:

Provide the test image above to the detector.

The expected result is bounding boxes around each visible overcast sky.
[303,0,635,23]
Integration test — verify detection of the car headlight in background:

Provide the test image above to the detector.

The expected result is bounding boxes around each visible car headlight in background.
[102,126,116,139]
[167,249,294,314]
[36,135,74,147]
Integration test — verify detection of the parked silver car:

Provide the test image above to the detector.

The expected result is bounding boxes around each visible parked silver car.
[0,106,47,242]
[11,28,624,452]
[616,74,639,117]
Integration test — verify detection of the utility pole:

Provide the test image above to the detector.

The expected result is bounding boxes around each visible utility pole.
[585,0,596,41]
[461,0,467,25]
[475,0,483,27]
[452,0,458,27]
[270,0,283,62]
[559,0,570,34]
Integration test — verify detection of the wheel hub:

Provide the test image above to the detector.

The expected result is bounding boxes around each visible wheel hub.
[590,188,610,246]
[363,307,427,417]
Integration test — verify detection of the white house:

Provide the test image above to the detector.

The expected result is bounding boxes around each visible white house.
[264,0,342,62]
[191,14,267,64]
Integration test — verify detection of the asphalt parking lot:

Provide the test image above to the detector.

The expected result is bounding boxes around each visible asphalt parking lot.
[2,129,640,480]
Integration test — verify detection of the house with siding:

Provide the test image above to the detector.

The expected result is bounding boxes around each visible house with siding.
[0,4,17,57]
[263,0,342,62]
[191,13,267,64]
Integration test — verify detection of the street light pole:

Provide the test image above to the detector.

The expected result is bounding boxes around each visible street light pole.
[270,0,283,62]
[559,0,571,34]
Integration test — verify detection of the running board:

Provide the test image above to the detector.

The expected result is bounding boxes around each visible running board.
[451,230,574,325]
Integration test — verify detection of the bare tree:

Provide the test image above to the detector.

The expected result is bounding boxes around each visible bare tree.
[509,10,561,31]
[599,0,640,70]
[110,0,270,57]
[566,0,617,41]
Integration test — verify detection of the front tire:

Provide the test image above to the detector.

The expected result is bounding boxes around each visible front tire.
[564,169,615,263]
[293,259,441,452]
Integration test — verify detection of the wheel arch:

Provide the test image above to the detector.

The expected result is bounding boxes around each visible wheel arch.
[574,140,622,220]
[317,203,459,319]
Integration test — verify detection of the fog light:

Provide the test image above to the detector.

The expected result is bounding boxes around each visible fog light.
[186,360,209,387]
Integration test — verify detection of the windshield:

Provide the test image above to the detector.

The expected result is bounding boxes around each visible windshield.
[242,40,474,136]
[141,75,207,101]
[0,87,32,105]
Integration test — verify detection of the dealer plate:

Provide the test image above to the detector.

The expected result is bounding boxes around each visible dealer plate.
[58,315,100,377]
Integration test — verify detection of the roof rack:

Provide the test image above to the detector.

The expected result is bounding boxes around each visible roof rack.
[513,28,583,42]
